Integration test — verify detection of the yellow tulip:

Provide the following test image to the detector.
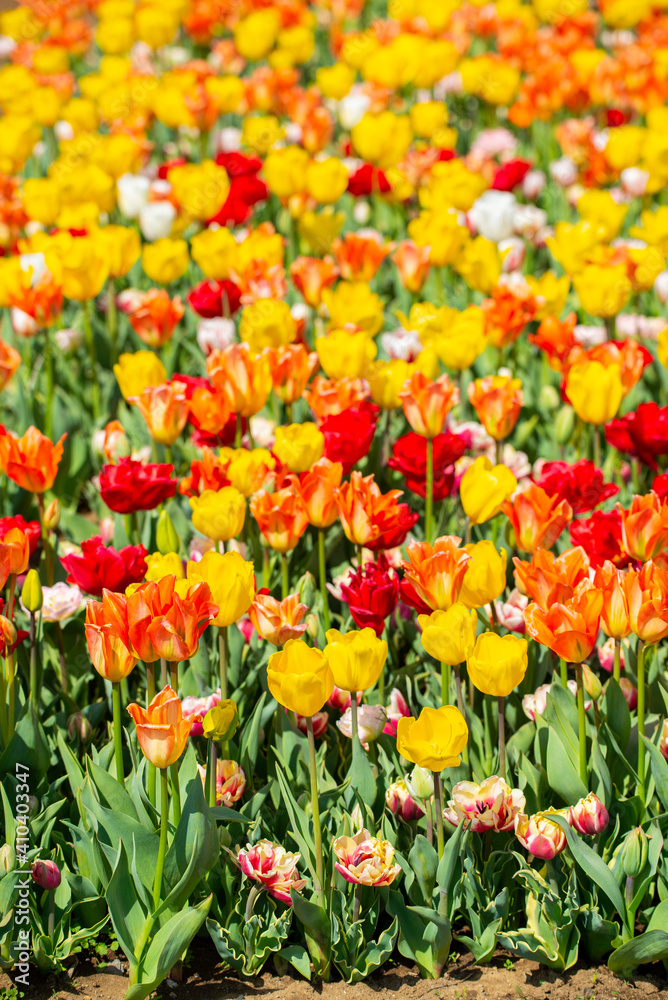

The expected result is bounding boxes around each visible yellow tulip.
[315,63,355,100]
[267,639,335,717]
[21,178,60,226]
[321,281,384,336]
[145,552,185,583]
[263,145,309,200]
[572,264,631,318]
[409,101,449,139]
[189,487,246,542]
[316,328,377,380]
[458,542,507,609]
[566,361,623,425]
[239,298,296,354]
[351,111,413,169]
[168,160,230,221]
[460,457,518,525]
[305,158,349,205]
[190,227,236,280]
[93,225,141,278]
[454,236,502,295]
[233,8,280,61]
[397,705,469,771]
[467,632,528,698]
[142,238,189,284]
[367,359,414,410]
[577,190,627,242]
[432,306,487,371]
[186,550,255,628]
[408,209,469,267]
[113,351,167,401]
[273,423,324,473]
[418,605,477,666]
[323,627,388,693]
[657,327,668,371]
[45,235,109,302]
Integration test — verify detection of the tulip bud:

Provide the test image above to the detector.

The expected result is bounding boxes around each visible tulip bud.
[0,616,17,648]
[514,417,539,451]
[31,858,61,890]
[555,404,576,445]
[21,569,43,614]
[406,764,434,801]
[581,664,602,701]
[539,385,560,411]
[28,796,39,817]
[202,699,239,742]
[0,844,16,874]
[350,803,364,831]
[621,827,649,879]
[569,792,609,836]
[298,571,316,607]
[305,613,320,639]
[156,509,180,555]
[43,498,60,531]
[386,779,425,822]
[67,711,93,744]
[219,825,232,849]
[619,677,638,711]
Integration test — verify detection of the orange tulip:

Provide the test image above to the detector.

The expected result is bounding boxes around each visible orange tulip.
[619,493,668,563]
[594,560,631,640]
[0,338,21,391]
[332,231,390,282]
[289,255,338,307]
[130,381,189,446]
[586,340,650,397]
[265,343,319,405]
[291,457,343,529]
[623,560,668,645]
[187,383,232,440]
[250,487,309,553]
[513,546,591,610]
[399,371,458,439]
[335,471,415,549]
[128,289,184,349]
[468,375,523,441]
[524,580,603,663]
[401,536,471,612]
[207,342,272,417]
[85,590,138,683]
[127,685,193,769]
[528,314,580,374]
[126,576,219,663]
[392,240,431,294]
[179,447,231,497]
[9,273,63,328]
[502,485,572,554]
[249,591,309,645]
[0,425,65,493]
[303,376,370,423]
[0,528,31,583]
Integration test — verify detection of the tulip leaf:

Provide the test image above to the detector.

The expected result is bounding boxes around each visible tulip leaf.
[591,733,612,809]
[290,889,331,978]
[128,895,212,1000]
[57,731,85,801]
[211,805,253,823]
[161,772,219,908]
[641,735,668,812]
[273,759,316,879]
[602,678,630,750]
[608,930,668,978]
[0,700,50,776]
[550,816,627,926]
[278,944,311,980]
[409,834,438,906]
[240,691,267,777]
[349,735,377,805]
[105,843,147,975]
[546,728,587,805]
[87,759,139,820]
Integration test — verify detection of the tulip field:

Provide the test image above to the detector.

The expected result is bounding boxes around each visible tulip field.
[3,0,668,996]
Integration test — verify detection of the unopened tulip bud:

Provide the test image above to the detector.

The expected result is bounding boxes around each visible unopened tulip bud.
[21,569,43,614]
[350,803,364,831]
[298,571,316,607]
[538,385,560,411]
[202,699,239,742]
[582,664,602,701]
[337,704,387,745]
[406,764,434,801]
[0,616,17,648]
[156,509,180,555]
[621,827,648,879]
[219,825,232,849]
[67,711,93,744]
[305,613,320,639]
[31,859,61,890]
[385,779,425,822]
[569,792,609,836]
[43,498,60,531]
[555,405,576,445]
[0,844,16,874]
[619,677,638,711]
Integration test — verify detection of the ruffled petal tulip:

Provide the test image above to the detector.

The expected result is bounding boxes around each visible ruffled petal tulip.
[444,775,526,832]
[333,829,401,886]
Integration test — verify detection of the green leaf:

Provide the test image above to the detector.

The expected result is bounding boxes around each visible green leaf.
[591,733,612,809]
[0,702,49,775]
[87,759,139,820]
[57,731,85,803]
[240,691,267,778]
[278,944,311,980]
[290,889,331,978]
[602,678,630,750]
[211,806,252,824]
[550,816,627,926]
[349,736,377,805]
[273,760,316,880]
[546,728,587,805]
[105,844,148,976]
[608,931,668,978]
[161,773,218,909]
[641,736,668,812]
[647,900,668,933]
[127,896,212,1000]
[408,834,438,906]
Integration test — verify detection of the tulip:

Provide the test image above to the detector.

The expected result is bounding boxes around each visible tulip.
[458,541,507,610]
[289,257,339,309]
[207,343,272,418]
[189,487,246,543]
[100,459,177,515]
[240,299,296,355]
[392,240,431,293]
[524,581,603,664]
[31,859,61,891]
[502,485,573,554]
[267,639,334,719]
[265,343,319,408]
[113,350,167,401]
[128,685,191,770]
[0,528,31,587]
[85,591,138,684]
[249,591,308,646]
[316,328,377,381]
[513,546,591,610]
[67,711,93,745]
[62,536,147,596]
[332,829,401,886]
[385,779,425,822]
[468,631,528,780]
[31,582,83,623]
[514,810,567,860]
[460,457,517,525]
[619,493,668,563]
[336,471,418,552]
[142,237,189,284]
[250,487,309,557]
[237,840,306,905]
[339,556,399,641]
[272,423,324,473]
[324,627,388,695]
[566,361,624,426]
[659,719,668,762]
[199,759,246,808]
[444,775,526,833]
[0,425,65,494]
[419,603,477,719]
[569,792,609,836]
[400,536,471,613]
[620,677,638,711]
[131,381,189,447]
[406,764,435,802]
[337,704,387,747]
[468,375,523,443]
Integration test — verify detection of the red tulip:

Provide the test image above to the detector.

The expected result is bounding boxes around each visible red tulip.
[99,458,177,514]
[569,509,630,569]
[187,279,242,319]
[605,402,668,471]
[61,536,147,596]
[534,459,618,515]
[0,515,40,555]
[388,431,466,500]
[340,556,399,637]
[321,403,379,475]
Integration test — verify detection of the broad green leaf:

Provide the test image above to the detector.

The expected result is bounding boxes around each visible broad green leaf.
[608,931,668,978]
[546,728,587,805]
[551,816,627,927]
[641,736,668,812]
[127,896,212,1000]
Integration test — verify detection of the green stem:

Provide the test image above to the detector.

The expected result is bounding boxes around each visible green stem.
[170,762,181,825]
[107,277,118,364]
[219,625,229,757]
[153,768,169,910]
[434,773,445,860]
[160,657,168,688]
[82,299,100,421]
[170,660,178,691]
[425,437,434,544]
[498,696,506,782]
[207,738,218,808]
[495,438,502,466]
[6,654,14,738]
[112,682,124,786]
[318,528,331,632]
[281,553,289,600]
[147,662,156,807]
[637,640,646,809]
[593,425,601,469]
[441,662,450,707]
[44,327,53,440]
[575,663,588,790]
[29,613,38,716]
[613,638,621,684]
[306,716,324,903]
[351,693,359,747]
[560,658,568,688]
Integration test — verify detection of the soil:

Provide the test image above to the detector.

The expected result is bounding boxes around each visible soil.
[2,946,667,1000]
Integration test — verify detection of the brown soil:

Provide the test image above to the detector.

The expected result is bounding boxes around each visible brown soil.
[2,946,667,1000]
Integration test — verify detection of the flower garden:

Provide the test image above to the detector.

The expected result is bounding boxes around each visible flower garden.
[1,0,668,994]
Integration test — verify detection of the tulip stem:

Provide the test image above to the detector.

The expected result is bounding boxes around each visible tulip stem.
[6,653,14,739]
[306,715,324,902]
[160,657,168,688]
[497,697,506,782]
[434,773,445,860]
[317,528,331,633]
[107,277,118,364]
[112,682,124,786]
[495,439,502,466]
[29,612,38,716]
[593,425,601,469]
[575,663,587,789]
[453,666,469,765]
[441,663,450,707]
[153,768,169,910]
[82,299,101,422]
[44,327,53,440]
[425,437,434,544]
[219,626,229,757]
[207,738,217,807]
[560,658,568,688]
[637,640,646,808]
[613,639,621,684]
[281,554,289,600]
[125,512,139,546]
[170,762,181,825]
[464,517,471,546]
[146,663,156,807]
[170,660,178,690]
[351,692,359,747]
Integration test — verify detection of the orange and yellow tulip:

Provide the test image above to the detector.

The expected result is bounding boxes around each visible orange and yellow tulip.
[127,685,193,769]
[525,580,603,662]
[0,425,65,494]
[502,485,573,554]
